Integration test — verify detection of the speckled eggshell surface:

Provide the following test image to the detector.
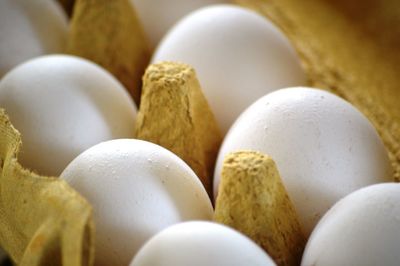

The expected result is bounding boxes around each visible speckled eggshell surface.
[214,87,392,236]
[0,55,137,176]
[130,221,276,266]
[302,183,400,266]
[60,139,213,266]
[0,0,68,77]
[152,4,306,133]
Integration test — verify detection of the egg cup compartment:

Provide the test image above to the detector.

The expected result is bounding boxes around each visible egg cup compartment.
[1,0,400,265]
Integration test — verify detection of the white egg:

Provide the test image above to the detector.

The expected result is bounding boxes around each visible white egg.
[0,0,68,77]
[0,55,137,176]
[214,87,392,236]
[152,4,306,133]
[302,183,400,266]
[60,139,213,266]
[130,221,276,266]
[130,0,228,48]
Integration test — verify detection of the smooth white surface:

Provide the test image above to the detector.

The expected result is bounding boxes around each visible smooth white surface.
[131,0,228,48]
[302,183,400,266]
[0,55,137,176]
[130,221,276,266]
[0,0,67,77]
[214,87,392,236]
[61,139,213,266]
[152,4,306,133]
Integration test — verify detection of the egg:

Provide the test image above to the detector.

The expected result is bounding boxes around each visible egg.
[0,0,68,77]
[214,87,392,236]
[130,0,228,48]
[130,221,276,266]
[60,139,213,266]
[0,55,137,176]
[152,4,306,133]
[302,183,400,266]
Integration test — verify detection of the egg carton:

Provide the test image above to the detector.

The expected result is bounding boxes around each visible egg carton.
[1,0,399,265]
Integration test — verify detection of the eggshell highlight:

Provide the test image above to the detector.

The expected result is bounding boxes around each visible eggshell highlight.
[130,221,276,266]
[0,55,137,176]
[214,87,392,235]
[61,139,213,266]
[302,183,400,266]
[152,4,306,133]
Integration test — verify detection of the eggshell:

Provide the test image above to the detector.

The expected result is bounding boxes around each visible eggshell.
[302,183,400,266]
[130,0,228,48]
[0,55,137,176]
[152,4,306,133]
[0,0,68,77]
[60,139,213,266]
[214,87,392,236]
[130,221,276,266]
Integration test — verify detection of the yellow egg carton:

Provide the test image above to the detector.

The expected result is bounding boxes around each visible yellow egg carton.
[1,0,399,265]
